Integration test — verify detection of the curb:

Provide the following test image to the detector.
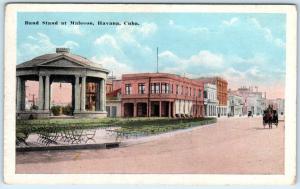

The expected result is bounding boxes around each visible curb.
[16,142,120,152]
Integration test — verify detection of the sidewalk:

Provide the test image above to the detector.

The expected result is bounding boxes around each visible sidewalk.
[17,128,121,152]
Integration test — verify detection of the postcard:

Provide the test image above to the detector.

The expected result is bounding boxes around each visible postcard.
[3,3,297,185]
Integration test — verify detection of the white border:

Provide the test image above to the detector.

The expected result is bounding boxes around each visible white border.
[3,4,297,185]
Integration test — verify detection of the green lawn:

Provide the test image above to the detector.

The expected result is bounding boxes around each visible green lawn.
[16,117,217,139]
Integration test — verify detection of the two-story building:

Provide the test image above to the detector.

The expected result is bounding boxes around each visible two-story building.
[121,73,204,118]
[227,91,243,116]
[203,83,218,117]
[196,77,228,117]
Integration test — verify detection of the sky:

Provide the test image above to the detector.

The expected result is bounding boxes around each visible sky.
[17,12,286,99]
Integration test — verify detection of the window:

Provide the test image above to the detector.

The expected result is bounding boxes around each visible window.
[198,89,202,97]
[204,91,207,98]
[125,84,131,95]
[189,87,192,96]
[176,85,179,95]
[181,86,184,95]
[151,83,160,94]
[138,83,145,94]
[155,83,160,93]
[166,84,170,94]
[186,87,188,96]
[151,84,155,94]
[161,83,170,94]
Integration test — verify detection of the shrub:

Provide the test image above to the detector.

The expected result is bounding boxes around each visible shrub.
[51,106,61,116]
[62,105,72,115]
[30,104,38,110]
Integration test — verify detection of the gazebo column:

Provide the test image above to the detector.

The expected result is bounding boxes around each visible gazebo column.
[38,75,44,110]
[95,81,100,111]
[44,75,50,110]
[74,76,80,111]
[100,78,106,111]
[16,76,22,111]
[81,76,86,111]
[20,79,26,110]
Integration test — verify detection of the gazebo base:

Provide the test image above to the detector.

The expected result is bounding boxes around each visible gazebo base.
[16,110,107,119]
[16,110,50,120]
[73,111,107,118]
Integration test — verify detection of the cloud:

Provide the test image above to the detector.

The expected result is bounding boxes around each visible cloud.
[92,22,156,70]
[188,51,224,67]
[249,18,285,48]
[138,22,157,36]
[116,22,158,38]
[158,50,180,61]
[63,41,80,49]
[158,49,276,90]
[94,34,120,50]
[159,50,224,69]
[168,20,176,27]
[91,56,135,77]
[221,66,268,90]
[18,32,79,63]
[57,25,83,35]
[222,17,239,26]
[168,19,209,34]
[228,53,268,65]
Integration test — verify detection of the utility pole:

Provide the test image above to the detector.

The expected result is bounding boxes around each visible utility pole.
[156,47,159,73]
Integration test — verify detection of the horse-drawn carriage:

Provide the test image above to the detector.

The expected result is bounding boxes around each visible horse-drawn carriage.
[263,109,278,129]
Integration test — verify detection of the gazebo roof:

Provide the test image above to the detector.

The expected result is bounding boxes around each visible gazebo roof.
[17,48,109,73]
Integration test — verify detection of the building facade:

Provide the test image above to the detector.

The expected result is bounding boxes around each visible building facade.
[227,92,243,116]
[106,88,122,117]
[196,77,228,117]
[234,86,265,116]
[106,77,122,93]
[121,73,204,118]
[267,98,285,115]
[203,83,218,117]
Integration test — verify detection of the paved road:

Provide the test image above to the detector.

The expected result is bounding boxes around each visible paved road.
[16,117,284,174]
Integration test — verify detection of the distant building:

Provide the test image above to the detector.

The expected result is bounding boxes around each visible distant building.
[106,88,122,117]
[121,73,204,118]
[267,98,285,115]
[227,90,243,116]
[196,77,228,117]
[106,76,122,93]
[203,83,218,117]
[234,86,265,116]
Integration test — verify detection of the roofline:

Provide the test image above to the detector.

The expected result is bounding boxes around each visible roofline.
[16,53,110,73]
[121,72,204,87]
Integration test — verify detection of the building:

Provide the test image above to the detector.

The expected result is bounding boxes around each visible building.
[196,77,228,117]
[227,90,243,116]
[106,88,122,117]
[235,86,264,116]
[16,48,109,119]
[267,98,285,115]
[106,76,122,93]
[203,83,218,117]
[106,78,122,93]
[121,73,204,118]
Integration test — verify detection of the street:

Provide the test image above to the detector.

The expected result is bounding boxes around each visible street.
[16,117,284,174]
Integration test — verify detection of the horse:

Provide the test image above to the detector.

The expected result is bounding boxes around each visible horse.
[263,110,273,129]
[272,110,279,127]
